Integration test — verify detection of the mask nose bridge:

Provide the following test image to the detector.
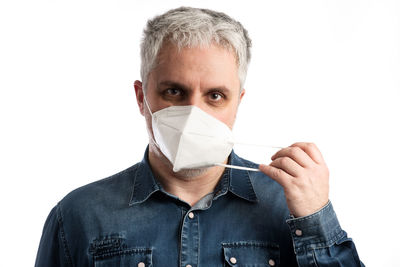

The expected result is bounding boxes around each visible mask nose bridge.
[144,95,209,119]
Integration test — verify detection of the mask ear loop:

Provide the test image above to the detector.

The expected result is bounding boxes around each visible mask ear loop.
[214,144,284,172]
[144,95,163,152]
[214,163,261,172]
[143,95,154,117]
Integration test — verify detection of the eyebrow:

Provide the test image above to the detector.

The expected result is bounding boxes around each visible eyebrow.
[158,80,231,94]
[158,81,190,91]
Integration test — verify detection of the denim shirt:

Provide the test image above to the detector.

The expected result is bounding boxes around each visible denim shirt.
[35,149,364,267]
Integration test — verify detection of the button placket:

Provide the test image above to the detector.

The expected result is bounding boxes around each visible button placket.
[179,210,199,267]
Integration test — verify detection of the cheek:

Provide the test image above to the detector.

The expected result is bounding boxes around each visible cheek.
[217,105,239,129]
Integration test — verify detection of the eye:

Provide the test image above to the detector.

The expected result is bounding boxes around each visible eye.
[165,88,182,96]
[209,92,224,101]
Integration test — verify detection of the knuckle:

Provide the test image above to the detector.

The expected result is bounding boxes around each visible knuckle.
[273,168,284,178]
[290,146,302,157]
[306,142,316,148]
[291,142,301,147]
[280,156,291,166]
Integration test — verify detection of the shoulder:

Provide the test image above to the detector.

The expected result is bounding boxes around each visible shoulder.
[58,163,140,216]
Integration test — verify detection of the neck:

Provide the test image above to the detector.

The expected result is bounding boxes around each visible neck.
[148,144,227,206]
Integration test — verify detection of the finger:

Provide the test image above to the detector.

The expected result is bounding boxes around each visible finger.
[259,164,292,188]
[270,156,303,177]
[271,146,314,168]
[290,142,325,164]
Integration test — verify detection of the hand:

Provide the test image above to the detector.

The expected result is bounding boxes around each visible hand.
[259,142,329,217]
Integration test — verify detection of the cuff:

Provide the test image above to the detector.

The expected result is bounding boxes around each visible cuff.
[286,201,345,253]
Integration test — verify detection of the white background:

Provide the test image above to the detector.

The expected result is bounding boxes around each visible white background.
[1,0,399,266]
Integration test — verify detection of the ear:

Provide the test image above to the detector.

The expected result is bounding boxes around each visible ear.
[239,88,246,103]
[134,80,145,116]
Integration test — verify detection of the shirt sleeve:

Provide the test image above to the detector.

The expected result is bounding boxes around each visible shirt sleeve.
[286,201,364,267]
[35,205,73,267]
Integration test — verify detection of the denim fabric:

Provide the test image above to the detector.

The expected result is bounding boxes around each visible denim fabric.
[35,148,364,266]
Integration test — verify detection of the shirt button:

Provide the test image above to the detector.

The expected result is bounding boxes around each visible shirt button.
[230,257,237,264]
[188,212,195,219]
[138,262,145,267]
[268,259,276,266]
[295,229,303,236]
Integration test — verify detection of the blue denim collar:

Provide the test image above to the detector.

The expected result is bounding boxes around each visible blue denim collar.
[129,147,258,205]
[128,153,161,206]
[227,154,258,202]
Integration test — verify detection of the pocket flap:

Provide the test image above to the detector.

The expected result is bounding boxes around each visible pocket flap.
[94,248,152,267]
[222,241,279,266]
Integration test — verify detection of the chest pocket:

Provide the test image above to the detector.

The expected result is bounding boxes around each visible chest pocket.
[93,248,152,267]
[89,235,152,267]
[222,241,280,267]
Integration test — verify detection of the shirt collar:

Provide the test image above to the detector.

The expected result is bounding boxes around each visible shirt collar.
[129,148,258,206]
[215,152,259,203]
[129,147,161,206]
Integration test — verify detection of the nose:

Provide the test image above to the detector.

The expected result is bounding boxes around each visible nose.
[184,91,211,113]
[185,91,202,107]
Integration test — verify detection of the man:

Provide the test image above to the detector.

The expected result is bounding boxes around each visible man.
[35,7,364,266]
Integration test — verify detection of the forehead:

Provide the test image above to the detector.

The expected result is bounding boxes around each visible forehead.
[149,42,240,91]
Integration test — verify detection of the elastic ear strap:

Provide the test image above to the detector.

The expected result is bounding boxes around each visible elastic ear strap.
[143,96,153,117]
[214,163,260,172]
[214,143,284,172]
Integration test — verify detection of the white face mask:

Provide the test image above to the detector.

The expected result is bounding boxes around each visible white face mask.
[144,97,281,173]
[145,98,234,172]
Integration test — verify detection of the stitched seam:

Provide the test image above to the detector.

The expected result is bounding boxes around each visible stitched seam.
[311,249,320,267]
[128,164,141,205]
[244,170,258,201]
[197,214,200,267]
[230,156,258,202]
[56,204,74,267]
[302,230,346,251]
[178,208,185,267]
[222,241,279,249]
[287,201,331,223]
[94,248,152,260]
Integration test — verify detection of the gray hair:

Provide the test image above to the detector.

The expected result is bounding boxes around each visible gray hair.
[140,6,252,91]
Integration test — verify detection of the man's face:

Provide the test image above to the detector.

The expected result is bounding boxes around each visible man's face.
[138,42,244,129]
[135,42,245,174]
